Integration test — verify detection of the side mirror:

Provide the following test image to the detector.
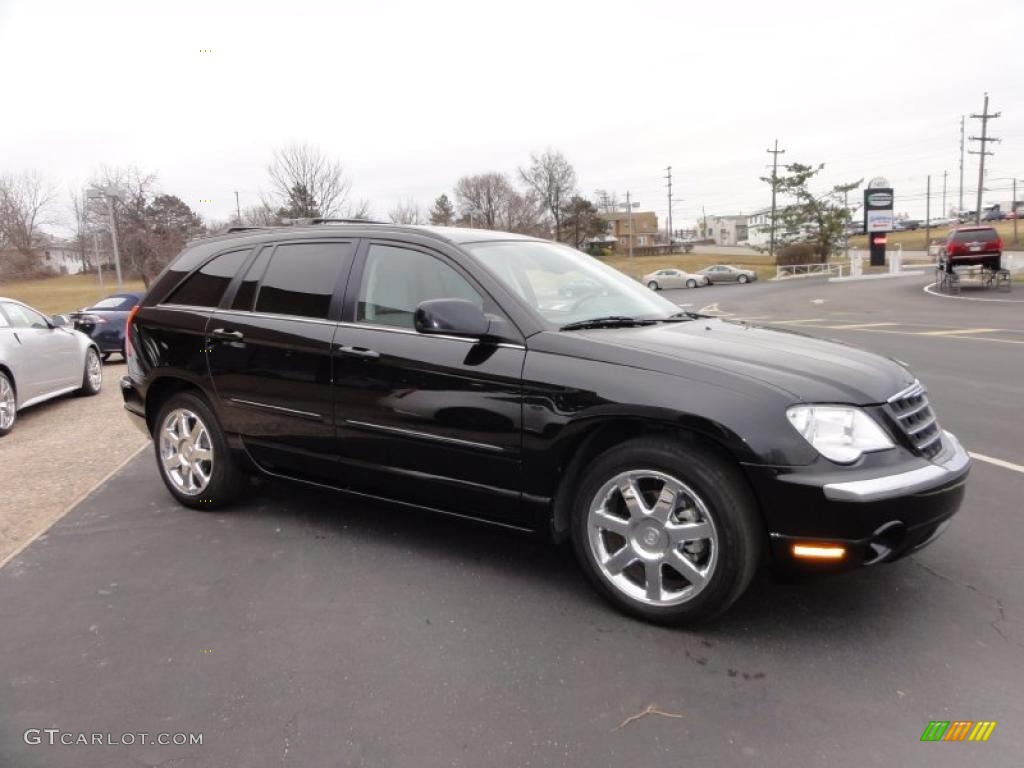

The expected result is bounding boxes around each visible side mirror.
[49,314,69,328]
[414,299,489,338]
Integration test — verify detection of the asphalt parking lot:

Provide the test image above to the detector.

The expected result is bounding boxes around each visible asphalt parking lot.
[3,273,1022,767]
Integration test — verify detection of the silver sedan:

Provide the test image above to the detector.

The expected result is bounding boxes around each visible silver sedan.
[697,265,758,284]
[0,297,103,436]
[643,268,709,291]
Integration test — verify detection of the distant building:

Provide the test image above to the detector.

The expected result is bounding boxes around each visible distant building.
[703,215,748,246]
[747,207,803,248]
[598,210,659,252]
[39,237,86,275]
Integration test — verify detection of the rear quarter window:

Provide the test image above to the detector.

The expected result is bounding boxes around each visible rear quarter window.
[166,248,252,308]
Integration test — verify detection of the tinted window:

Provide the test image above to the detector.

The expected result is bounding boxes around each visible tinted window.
[255,242,353,319]
[357,244,482,328]
[168,249,251,308]
[952,229,998,243]
[231,249,270,311]
[2,302,48,329]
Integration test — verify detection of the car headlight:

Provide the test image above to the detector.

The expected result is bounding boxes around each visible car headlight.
[786,405,894,464]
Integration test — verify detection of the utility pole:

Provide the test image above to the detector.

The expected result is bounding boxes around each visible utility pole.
[925,175,931,252]
[959,115,965,215]
[941,171,948,219]
[968,92,1001,224]
[105,195,123,290]
[1014,177,1019,246]
[626,190,634,262]
[665,166,673,250]
[234,191,242,225]
[766,139,785,260]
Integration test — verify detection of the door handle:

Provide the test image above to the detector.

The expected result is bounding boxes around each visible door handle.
[335,344,380,360]
[211,328,244,341]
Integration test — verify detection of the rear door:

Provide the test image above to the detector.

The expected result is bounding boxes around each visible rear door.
[331,240,526,523]
[206,239,355,482]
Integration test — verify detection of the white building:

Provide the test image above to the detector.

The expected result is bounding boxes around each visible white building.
[40,238,86,275]
[702,215,748,246]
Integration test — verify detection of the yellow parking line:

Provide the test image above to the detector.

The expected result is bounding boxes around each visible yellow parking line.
[918,328,1001,336]
[772,318,827,325]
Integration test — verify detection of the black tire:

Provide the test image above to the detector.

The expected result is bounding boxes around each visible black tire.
[153,391,245,510]
[686,279,697,289]
[571,436,762,625]
[0,371,16,437]
[77,347,102,396]
[647,281,659,291]
[101,352,112,362]
[737,274,749,284]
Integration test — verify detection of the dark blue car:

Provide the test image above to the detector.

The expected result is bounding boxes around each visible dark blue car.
[70,292,143,361]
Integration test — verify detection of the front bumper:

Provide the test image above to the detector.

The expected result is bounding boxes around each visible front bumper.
[745,431,969,569]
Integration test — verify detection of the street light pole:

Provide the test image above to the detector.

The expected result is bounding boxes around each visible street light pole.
[626,190,634,262]
[105,194,124,290]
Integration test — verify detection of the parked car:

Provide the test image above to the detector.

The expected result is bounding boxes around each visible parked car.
[69,292,144,361]
[122,223,969,624]
[937,226,1003,272]
[895,219,920,231]
[981,208,1006,222]
[698,264,758,284]
[0,298,103,436]
[643,268,708,290]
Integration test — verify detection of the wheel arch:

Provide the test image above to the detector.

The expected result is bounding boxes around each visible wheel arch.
[144,374,206,434]
[0,362,16,400]
[547,416,763,543]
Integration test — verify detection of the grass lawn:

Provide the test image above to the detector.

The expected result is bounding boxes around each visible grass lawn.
[849,219,1024,252]
[600,251,776,282]
[0,273,147,314]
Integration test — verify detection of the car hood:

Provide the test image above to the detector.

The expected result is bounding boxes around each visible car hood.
[565,318,914,404]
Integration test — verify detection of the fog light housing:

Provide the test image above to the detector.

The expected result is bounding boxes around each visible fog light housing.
[792,543,846,560]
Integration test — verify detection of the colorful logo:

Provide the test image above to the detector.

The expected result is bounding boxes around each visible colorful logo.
[921,721,997,742]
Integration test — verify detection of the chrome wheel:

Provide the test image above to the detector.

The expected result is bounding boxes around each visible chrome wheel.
[647,281,659,290]
[159,408,214,496]
[86,349,102,390]
[0,375,15,430]
[587,470,718,607]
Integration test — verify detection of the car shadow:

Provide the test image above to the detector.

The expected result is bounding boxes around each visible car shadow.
[240,477,930,644]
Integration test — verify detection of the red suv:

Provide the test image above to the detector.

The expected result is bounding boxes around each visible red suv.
[939,226,1003,272]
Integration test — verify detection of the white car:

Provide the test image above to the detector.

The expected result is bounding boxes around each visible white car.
[0,297,103,436]
[643,268,709,290]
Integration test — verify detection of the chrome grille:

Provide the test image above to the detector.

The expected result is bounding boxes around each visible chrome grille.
[887,381,942,459]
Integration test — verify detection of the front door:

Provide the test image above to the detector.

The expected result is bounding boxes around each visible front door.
[206,240,355,482]
[332,241,526,524]
[0,301,80,398]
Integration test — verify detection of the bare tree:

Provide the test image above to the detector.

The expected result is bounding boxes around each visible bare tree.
[388,198,423,224]
[519,149,577,241]
[454,172,515,229]
[502,189,546,236]
[0,170,58,259]
[266,142,353,218]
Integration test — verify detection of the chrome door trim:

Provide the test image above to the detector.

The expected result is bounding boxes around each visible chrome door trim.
[343,418,508,453]
[229,397,324,422]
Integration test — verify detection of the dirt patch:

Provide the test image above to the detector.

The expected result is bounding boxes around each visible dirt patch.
[0,360,149,565]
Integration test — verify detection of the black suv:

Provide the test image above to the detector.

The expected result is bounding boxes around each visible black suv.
[121,223,969,624]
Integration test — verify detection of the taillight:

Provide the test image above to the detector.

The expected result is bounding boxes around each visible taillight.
[995,238,1003,251]
[124,304,141,359]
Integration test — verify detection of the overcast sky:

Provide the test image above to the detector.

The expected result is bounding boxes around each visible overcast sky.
[1,0,1021,230]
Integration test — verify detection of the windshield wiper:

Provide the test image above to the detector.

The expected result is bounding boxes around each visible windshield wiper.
[559,316,658,331]
[658,311,703,322]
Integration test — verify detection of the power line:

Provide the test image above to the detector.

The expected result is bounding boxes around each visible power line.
[968,92,1001,223]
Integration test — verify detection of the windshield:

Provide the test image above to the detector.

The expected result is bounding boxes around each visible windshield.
[465,240,681,327]
[952,229,998,243]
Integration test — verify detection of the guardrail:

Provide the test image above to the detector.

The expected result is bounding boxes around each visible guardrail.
[775,262,848,280]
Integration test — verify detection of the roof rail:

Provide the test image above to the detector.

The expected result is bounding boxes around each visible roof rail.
[307,217,388,225]
[224,225,269,233]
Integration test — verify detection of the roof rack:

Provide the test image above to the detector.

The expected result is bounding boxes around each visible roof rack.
[307,217,388,225]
